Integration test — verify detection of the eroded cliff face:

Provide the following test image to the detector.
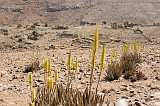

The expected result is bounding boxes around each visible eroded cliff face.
[0,0,160,26]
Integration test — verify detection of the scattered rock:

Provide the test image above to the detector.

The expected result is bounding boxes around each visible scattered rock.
[129,89,134,93]
[135,101,142,106]
[27,31,41,40]
[49,45,55,50]
[17,24,22,29]
[116,99,129,106]
[154,102,160,106]
[155,75,160,81]
[120,86,129,91]
[1,29,8,35]
[0,71,7,76]
[0,87,3,92]
[116,90,121,94]
[151,92,160,100]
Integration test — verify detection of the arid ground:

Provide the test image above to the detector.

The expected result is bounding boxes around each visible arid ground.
[0,0,160,106]
[0,24,160,106]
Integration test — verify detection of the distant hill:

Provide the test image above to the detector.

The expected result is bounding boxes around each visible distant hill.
[0,0,160,26]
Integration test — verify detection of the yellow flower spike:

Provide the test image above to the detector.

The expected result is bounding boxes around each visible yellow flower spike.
[75,57,78,73]
[47,77,54,89]
[91,51,95,70]
[31,88,36,102]
[28,72,32,84]
[44,58,48,72]
[115,50,118,59]
[111,49,115,61]
[122,44,130,53]
[49,78,54,90]
[118,61,121,67]
[93,27,99,53]
[47,58,51,73]
[121,45,125,53]
[31,102,35,106]
[133,41,139,53]
[55,69,58,81]
[100,43,106,71]
[46,77,50,89]
[67,51,72,71]
[31,53,36,60]
[73,57,78,73]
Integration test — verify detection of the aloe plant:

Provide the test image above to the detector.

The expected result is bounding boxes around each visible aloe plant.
[28,27,109,106]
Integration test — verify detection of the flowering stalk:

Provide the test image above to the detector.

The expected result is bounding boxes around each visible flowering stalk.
[31,102,35,106]
[55,69,58,82]
[31,88,36,102]
[28,72,33,102]
[89,27,99,96]
[96,43,106,95]
[67,50,72,83]
[73,57,78,80]
[46,77,54,105]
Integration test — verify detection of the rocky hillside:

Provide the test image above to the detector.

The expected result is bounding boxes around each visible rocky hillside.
[0,0,160,26]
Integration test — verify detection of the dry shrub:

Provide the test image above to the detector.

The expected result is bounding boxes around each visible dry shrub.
[24,52,40,73]
[106,62,122,81]
[35,84,106,106]
[105,42,147,82]
[120,52,141,75]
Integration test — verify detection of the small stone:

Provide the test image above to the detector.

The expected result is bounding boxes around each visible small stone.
[146,83,151,87]
[135,101,142,106]
[119,77,123,81]
[116,90,121,94]
[12,75,18,79]
[133,82,141,87]
[78,77,82,80]
[120,86,129,91]
[116,99,129,106]
[79,69,84,73]
[109,102,115,106]
[0,87,3,92]
[49,45,55,49]
[129,89,134,93]
[0,71,7,76]
[85,75,89,78]
[102,89,108,93]
[155,76,160,81]
[0,83,3,87]
[152,80,157,83]
[86,72,91,75]
[150,85,158,90]
[122,83,127,86]
[152,92,160,99]
[80,81,86,85]
[154,102,160,106]
[135,99,139,101]
[128,93,135,97]
[9,79,13,81]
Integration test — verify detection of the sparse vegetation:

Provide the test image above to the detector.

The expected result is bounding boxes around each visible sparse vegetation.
[28,27,108,106]
[106,61,122,81]
[1,1,160,105]
[26,27,148,106]
[105,41,146,82]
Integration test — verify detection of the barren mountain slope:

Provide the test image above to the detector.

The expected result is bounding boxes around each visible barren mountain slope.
[0,0,160,25]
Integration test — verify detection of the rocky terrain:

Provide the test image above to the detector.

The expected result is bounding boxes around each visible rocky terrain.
[0,0,160,25]
[0,0,160,106]
[0,23,160,106]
